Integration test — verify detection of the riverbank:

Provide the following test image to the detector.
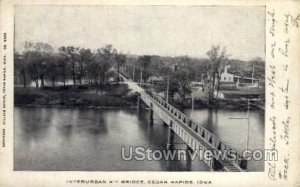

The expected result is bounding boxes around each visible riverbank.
[14,84,137,108]
[166,98,263,111]
[15,85,264,111]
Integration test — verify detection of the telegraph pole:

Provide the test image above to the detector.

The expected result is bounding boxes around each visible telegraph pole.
[191,93,194,120]
[140,69,142,86]
[166,75,169,103]
[132,67,135,81]
[228,98,251,150]
[251,65,255,85]
[246,98,250,150]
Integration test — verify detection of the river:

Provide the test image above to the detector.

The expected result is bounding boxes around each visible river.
[14,107,264,171]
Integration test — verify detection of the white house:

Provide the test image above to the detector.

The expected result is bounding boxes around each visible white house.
[201,65,260,89]
[220,65,260,87]
[220,65,234,83]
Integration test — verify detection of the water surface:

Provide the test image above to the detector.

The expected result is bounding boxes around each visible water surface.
[14,107,264,171]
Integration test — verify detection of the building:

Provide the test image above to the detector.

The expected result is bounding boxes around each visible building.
[147,76,164,84]
[200,65,263,100]
[190,81,204,87]
[220,65,260,88]
[220,65,235,83]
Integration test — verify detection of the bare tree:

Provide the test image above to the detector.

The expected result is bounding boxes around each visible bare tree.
[206,45,228,103]
[92,44,116,94]
[78,48,93,85]
[14,52,27,87]
[137,55,152,82]
[34,42,54,87]
[57,50,69,88]
[59,46,80,86]
[45,54,60,88]
[115,53,126,84]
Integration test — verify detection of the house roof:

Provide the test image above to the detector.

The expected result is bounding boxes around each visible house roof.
[148,76,164,81]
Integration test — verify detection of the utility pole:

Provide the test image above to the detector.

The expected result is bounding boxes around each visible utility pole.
[151,79,153,92]
[191,93,194,120]
[132,67,135,81]
[140,69,142,86]
[228,98,251,150]
[246,98,250,150]
[251,65,255,85]
[166,75,169,103]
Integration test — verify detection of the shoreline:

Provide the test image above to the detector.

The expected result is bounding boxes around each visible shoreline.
[13,102,263,112]
[14,87,264,112]
[14,104,137,109]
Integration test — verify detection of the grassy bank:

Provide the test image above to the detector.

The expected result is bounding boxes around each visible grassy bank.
[14,84,137,108]
[168,98,263,110]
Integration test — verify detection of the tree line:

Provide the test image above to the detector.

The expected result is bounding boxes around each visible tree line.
[14,42,126,88]
[15,42,264,103]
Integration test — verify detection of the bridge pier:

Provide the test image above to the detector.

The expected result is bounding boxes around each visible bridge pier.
[211,158,223,171]
[185,146,193,170]
[187,146,193,152]
[149,103,153,126]
[167,126,174,150]
[240,160,248,170]
[186,146,193,161]
[137,94,141,112]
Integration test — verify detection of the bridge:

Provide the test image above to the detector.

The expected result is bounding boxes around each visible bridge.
[119,72,247,172]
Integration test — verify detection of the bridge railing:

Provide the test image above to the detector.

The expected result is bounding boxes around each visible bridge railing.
[141,91,245,167]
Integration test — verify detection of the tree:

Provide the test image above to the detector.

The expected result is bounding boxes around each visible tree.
[56,50,69,88]
[45,54,60,88]
[92,45,116,94]
[86,60,99,85]
[173,70,192,99]
[206,45,228,103]
[21,42,54,88]
[59,46,80,86]
[21,42,38,87]
[137,55,152,82]
[33,42,54,88]
[14,52,27,87]
[78,48,93,85]
[115,53,126,84]
[98,45,115,83]
[26,51,42,88]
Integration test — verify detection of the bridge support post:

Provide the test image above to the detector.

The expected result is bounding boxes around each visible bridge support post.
[211,158,223,171]
[185,146,193,169]
[137,94,141,112]
[167,127,174,150]
[149,103,153,126]
[240,159,248,170]
[187,146,193,153]
[186,146,193,161]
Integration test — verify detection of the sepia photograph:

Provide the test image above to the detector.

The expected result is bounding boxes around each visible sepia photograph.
[13,5,266,172]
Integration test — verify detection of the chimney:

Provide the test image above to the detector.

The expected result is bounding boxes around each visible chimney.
[224,65,231,74]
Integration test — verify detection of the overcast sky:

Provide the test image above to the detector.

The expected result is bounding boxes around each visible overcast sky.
[15,5,265,60]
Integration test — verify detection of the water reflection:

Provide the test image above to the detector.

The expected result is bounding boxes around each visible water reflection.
[185,108,265,171]
[14,107,210,171]
[14,107,263,171]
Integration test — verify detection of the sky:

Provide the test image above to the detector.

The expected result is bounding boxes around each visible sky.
[15,5,265,61]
